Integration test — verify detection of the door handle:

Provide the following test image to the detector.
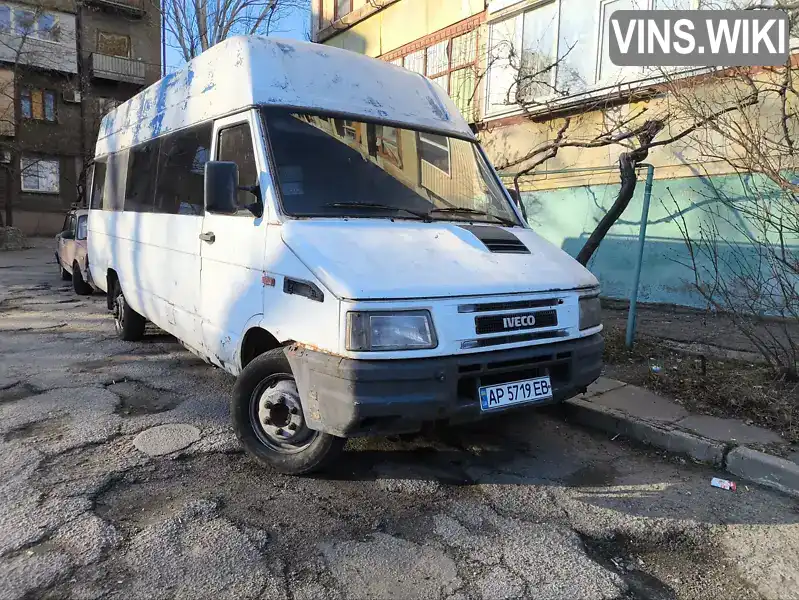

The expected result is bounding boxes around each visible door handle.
[199,231,215,243]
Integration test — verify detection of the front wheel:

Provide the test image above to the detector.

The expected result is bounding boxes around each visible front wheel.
[112,281,145,341]
[231,348,345,475]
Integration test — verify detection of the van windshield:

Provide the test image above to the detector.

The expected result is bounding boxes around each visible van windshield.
[262,110,520,226]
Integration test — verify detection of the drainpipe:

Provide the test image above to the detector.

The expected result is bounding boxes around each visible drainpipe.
[625,163,655,348]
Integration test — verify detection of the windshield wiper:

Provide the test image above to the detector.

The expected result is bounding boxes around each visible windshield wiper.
[429,207,517,227]
[324,202,432,221]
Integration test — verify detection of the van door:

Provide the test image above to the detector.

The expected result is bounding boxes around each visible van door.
[199,111,268,369]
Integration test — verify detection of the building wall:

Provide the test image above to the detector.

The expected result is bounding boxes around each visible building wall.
[314,0,484,57]
[0,0,160,235]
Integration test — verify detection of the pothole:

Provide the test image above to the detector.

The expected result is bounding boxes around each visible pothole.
[5,417,69,442]
[107,380,184,416]
[578,530,758,600]
[0,382,42,403]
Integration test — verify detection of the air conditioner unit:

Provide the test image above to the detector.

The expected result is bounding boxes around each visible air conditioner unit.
[62,90,81,104]
[0,151,11,164]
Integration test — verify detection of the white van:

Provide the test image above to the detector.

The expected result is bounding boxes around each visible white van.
[88,36,603,474]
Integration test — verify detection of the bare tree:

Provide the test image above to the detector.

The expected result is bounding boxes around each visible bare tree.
[659,8,799,377]
[165,0,307,63]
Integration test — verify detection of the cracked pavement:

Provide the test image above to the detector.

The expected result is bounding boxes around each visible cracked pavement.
[1,245,799,600]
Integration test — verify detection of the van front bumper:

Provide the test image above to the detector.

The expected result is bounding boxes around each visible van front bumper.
[286,334,603,437]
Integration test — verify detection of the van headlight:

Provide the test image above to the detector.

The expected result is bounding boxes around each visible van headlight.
[346,311,437,351]
[579,295,602,330]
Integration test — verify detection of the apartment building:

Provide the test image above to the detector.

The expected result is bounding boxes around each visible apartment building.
[0,0,160,235]
[312,0,797,309]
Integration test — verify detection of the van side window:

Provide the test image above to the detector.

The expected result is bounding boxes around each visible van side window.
[125,140,159,212]
[103,151,127,211]
[90,162,106,210]
[217,123,257,214]
[155,122,212,215]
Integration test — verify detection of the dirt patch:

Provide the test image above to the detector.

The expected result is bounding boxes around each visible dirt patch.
[107,380,184,416]
[603,324,799,445]
[0,382,41,403]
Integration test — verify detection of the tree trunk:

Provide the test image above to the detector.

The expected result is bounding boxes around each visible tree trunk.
[575,152,638,266]
[4,167,11,228]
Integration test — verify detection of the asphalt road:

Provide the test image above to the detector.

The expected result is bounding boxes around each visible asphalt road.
[1,245,798,600]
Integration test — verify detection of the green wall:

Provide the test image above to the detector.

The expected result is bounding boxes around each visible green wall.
[513,171,797,310]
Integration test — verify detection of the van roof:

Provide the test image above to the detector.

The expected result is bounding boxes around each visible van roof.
[95,36,474,157]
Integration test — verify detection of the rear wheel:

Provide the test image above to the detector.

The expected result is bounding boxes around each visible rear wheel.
[112,281,145,341]
[231,348,345,475]
[57,255,70,281]
[72,262,93,296]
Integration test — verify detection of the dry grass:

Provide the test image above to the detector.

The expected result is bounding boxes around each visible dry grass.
[603,324,799,445]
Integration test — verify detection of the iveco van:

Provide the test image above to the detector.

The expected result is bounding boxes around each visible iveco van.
[87,36,603,474]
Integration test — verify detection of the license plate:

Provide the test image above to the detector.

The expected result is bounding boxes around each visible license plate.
[479,376,552,411]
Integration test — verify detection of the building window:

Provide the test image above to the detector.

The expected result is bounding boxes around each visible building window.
[1,8,60,41]
[96,97,120,116]
[333,119,359,142]
[335,0,353,20]
[21,89,56,122]
[384,29,480,121]
[418,132,450,175]
[21,157,59,193]
[375,125,402,168]
[97,31,130,57]
[483,0,704,116]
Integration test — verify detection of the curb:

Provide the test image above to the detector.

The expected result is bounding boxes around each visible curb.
[564,397,799,498]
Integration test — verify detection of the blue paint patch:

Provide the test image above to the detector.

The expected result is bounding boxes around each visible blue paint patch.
[202,82,215,93]
[147,71,179,140]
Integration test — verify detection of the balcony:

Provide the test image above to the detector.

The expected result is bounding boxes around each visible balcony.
[84,0,145,17]
[90,53,146,84]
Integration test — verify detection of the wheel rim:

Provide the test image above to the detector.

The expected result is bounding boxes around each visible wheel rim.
[113,292,125,333]
[249,374,316,454]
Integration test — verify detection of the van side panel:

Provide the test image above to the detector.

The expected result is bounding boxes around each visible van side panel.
[89,211,204,349]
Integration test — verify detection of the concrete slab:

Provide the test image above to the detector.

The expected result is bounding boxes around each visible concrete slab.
[564,397,726,466]
[133,424,200,457]
[677,415,783,445]
[584,377,627,397]
[589,384,689,423]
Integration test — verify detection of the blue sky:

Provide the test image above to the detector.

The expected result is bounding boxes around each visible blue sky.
[164,2,311,73]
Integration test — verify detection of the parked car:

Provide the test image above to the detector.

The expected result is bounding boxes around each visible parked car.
[87,36,603,475]
[55,207,93,295]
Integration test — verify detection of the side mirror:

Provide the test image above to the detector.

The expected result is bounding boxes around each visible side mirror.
[61,230,74,240]
[204,161,238,214]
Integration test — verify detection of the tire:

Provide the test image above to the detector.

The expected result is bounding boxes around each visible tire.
[111,281,146,341]
[72,262,93,296]
[231,347,345,475]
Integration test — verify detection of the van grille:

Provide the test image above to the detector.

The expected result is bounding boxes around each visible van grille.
[462,329,568,349]
[475,309,558,335]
